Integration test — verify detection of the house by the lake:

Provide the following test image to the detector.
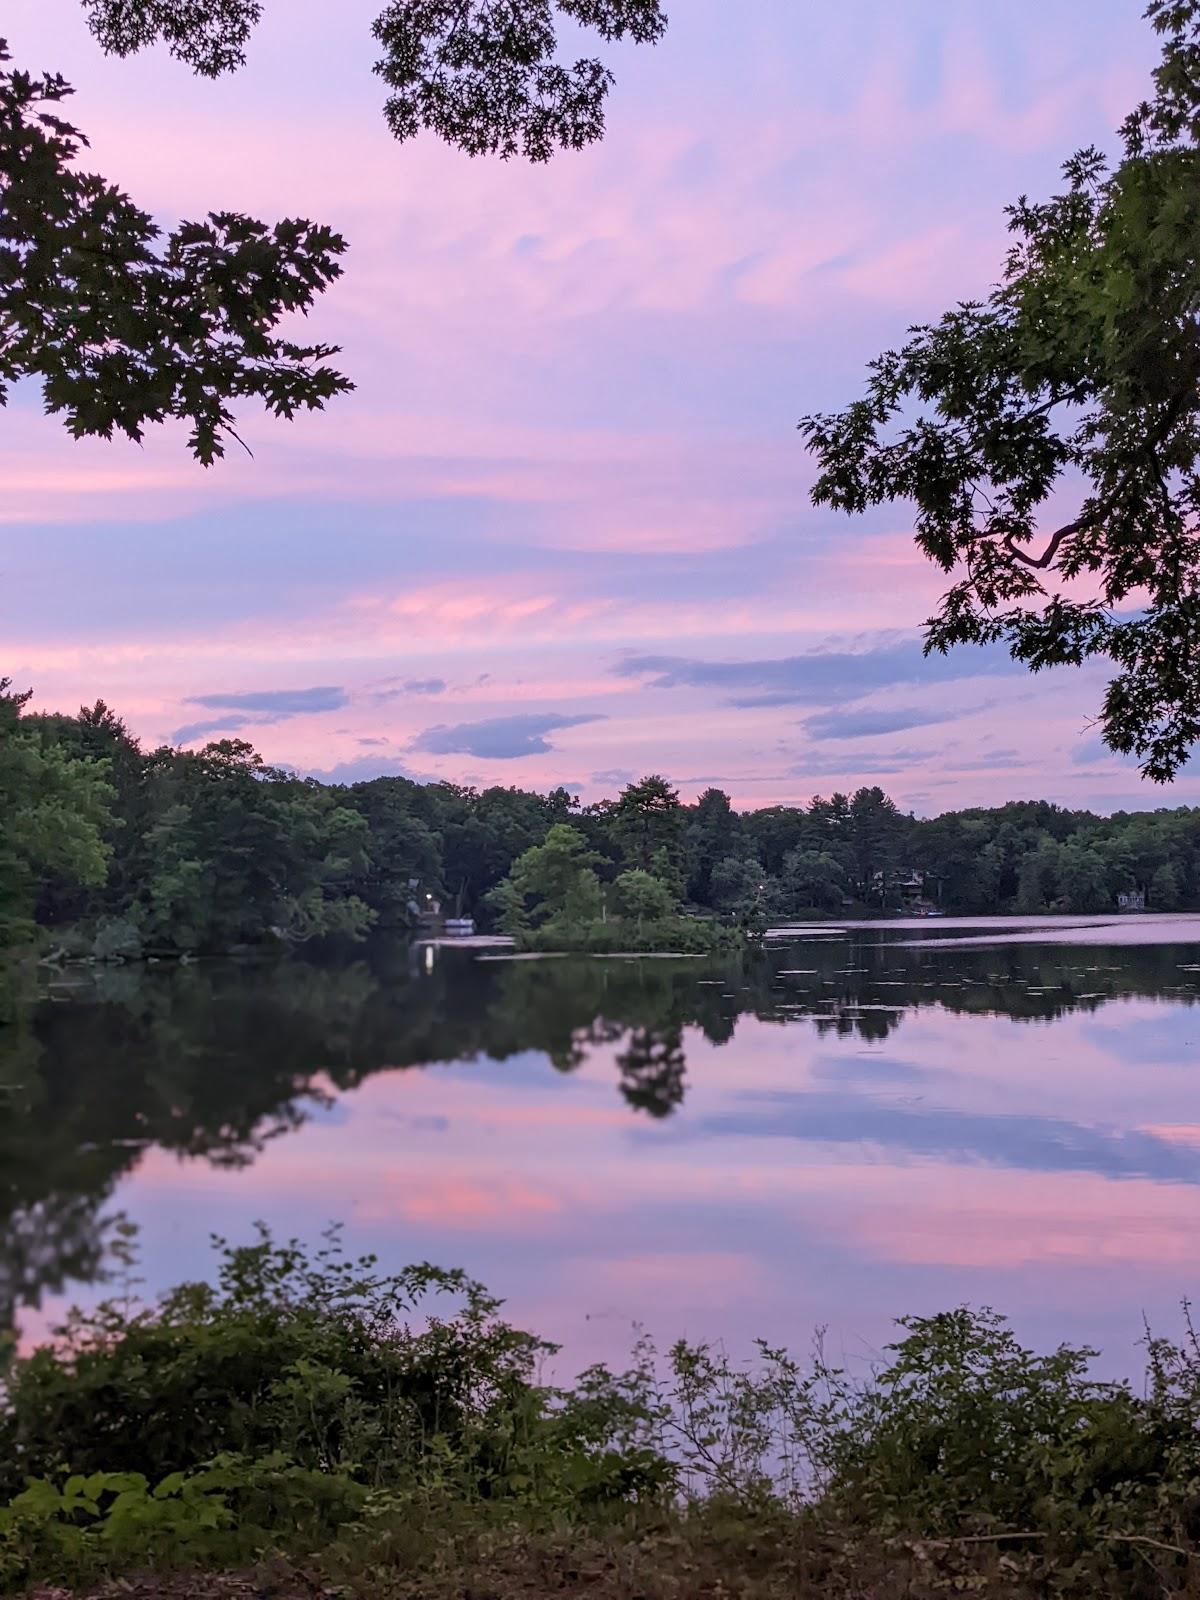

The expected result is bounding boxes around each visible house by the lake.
[1117,887,1147,913]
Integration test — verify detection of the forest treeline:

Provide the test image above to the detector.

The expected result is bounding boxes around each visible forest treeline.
[3,685,1199,958]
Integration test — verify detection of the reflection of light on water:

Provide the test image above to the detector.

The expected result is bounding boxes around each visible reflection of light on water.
[424,945,435,973]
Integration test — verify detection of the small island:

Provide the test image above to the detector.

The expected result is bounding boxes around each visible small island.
[485,820,738,955]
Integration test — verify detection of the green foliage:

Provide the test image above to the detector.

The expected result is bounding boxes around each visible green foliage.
[501,823,605,935]
[779,848,846,912]
[612,775,684,882]
[113,741,377,954]
[9,689,1200,960]
[0,1228,677,1585]
[1152,858,1184,908]
[575,1304,1200,1592]
[708,855,766,923]
[0,1455,365,1588]
[0,682,112,951]
[5,1235,1200,1595]
[611,868,675,928]
[801,1,1200,780]
[0,1226,550,1500]
[684,786,741,903]
[89,916,143,963]
[490,821,732,952]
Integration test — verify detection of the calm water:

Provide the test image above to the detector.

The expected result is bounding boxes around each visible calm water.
[4,914,1200,1378]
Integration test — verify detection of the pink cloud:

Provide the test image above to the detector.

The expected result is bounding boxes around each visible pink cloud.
[363,1174,562,1230]
[849,1170,1199,1270]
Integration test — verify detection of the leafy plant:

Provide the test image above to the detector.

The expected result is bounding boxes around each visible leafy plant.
[0,1226,551,1499]
[6,1234,1200,1594]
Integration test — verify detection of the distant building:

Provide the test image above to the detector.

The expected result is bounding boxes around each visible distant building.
[412,892,443,931]
[1117,887,1146,913]
[870,868,940,914]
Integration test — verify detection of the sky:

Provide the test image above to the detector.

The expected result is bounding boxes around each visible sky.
[6,0,1194,815]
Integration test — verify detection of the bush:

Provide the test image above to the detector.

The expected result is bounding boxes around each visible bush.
[90,917,144,963]
[6,1236,1200,1595]
[0,1228,560,1500]
[0,1455,366,1589]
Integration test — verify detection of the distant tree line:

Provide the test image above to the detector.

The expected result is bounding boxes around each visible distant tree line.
[3,685,1199,959]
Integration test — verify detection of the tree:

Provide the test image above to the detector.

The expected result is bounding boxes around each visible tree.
[684,787,740,903]
[370,0,669,161]
[483,877,532,937]
[1056,839,1109,913]
[125,739,374,951]
[346,777,443,929]
[501,823,603,931]
[801,1,1200,781]
[2,46,351,464]
[708,854,764,921]
[612,774,682,876]
[779,847,845,912]
[914,815,999,912]
[1152,859,1183,908]
[0,681,112,950]
[434,784,573,914]
[611,868,674,933]
[741,804,809,878]
[5,2,668,459]
[847,786,905,901]
[1016,839,1061,914]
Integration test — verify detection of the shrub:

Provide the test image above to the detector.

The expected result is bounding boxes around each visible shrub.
[6,1236,1200,1595]
[90,917,144,963]
[0,1228,555,1499]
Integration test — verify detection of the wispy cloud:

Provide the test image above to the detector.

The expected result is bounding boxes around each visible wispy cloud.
[171,684,351,747]
[787,745,941,779]
[372,677,449,701]
[185,686,348,714]
[412,713,607,760]
[802,705,960,740]
[974,748,1027,771]
[171,713,259,745]
[616,638,1020,708]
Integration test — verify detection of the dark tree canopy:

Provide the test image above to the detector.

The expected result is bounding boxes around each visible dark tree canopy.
[82,1,667,159]
[2,1,667,459]
[373,0,668,162]
[801,0,1200,782]
[0,46,350,463]
[82,0,264,77]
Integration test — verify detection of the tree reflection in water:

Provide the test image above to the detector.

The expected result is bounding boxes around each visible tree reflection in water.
[1,929,1196,1331]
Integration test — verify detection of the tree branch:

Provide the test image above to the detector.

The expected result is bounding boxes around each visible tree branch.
[1001,390,1191,570]
[1004,515,1085,570]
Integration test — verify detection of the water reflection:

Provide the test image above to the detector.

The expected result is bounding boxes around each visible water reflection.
[2,921,1199,1368]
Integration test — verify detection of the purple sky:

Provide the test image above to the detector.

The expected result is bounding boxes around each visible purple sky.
[7,0,1192,813]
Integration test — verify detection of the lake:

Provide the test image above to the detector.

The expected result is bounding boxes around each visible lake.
[4,913,1200,1381]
